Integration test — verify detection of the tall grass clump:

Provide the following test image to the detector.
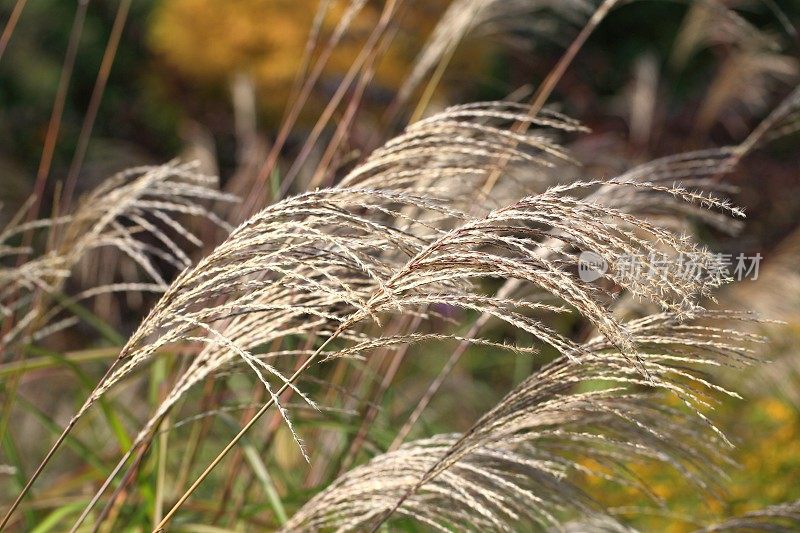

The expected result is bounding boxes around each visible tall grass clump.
[1,0,799,531]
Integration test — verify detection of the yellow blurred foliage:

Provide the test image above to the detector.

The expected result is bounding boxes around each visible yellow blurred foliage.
[578,394,800,530]
[149,0,456,115]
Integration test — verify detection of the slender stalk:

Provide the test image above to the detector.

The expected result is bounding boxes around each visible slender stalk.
[0,0,27,63]
[305,25,395,191]
[236,0,370,219]
[87,439,153,533]
[481,0,619,195]
[62,0,131,213]
[30,0,89,221]
[0,0,92,464]
[278,0,400,197]
[0,418,77,530]
[407,38,459,124]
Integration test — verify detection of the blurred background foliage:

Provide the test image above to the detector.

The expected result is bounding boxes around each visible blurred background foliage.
[1,1,798,234]
[1,0,800,530]
[2,1,799,211]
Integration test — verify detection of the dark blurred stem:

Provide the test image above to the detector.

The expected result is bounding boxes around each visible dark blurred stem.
[30,0,89,223]
[0,0,27,63]
[62,0,131,214]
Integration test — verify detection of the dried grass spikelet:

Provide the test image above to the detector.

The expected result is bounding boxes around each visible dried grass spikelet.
[283,311,763,532]
[82,102,591,444]
[604,83,800,323]
[0,161,233,352]
[117,187,466,455]
[339,101,589,210]
[119,176,738,459]
[75,102,743,460]
[583,84,800,306]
